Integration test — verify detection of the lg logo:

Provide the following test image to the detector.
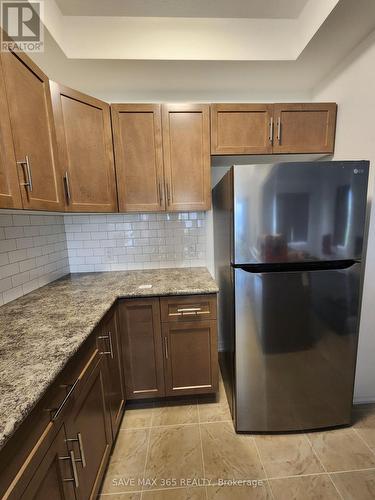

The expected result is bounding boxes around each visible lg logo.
[1,1,44,52]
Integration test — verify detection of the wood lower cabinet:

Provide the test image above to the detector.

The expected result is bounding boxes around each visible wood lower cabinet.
[272,103,337,154]
[160,294,217,322]
[50,82,117,212]
[19,424,76,500]
[160,295,218,397]
[64,351,112,500]
[99,309,125,438]
[0,57,22,209]
[0,50,64,211]
[1,294,217,499]
[119,298,165,399]
[162,104,211,211]
[211,103,274,155]
[118,294,218,400]
[162,320,218,396]
[111,104,165,212]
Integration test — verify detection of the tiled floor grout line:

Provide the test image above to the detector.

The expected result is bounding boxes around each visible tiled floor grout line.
[265,466,375,482]
[197,400,210,500]
[197,415,209,499]
[352,426,375,458]
[101,484,209,496]
[139,421,153,500]
[304,433,344,500]
[327,473,345,500]
[121,419,234,431]
[251,436,275,499]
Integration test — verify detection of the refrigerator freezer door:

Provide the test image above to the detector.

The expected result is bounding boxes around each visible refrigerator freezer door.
[233,161,369,265]
[234,264,361,432]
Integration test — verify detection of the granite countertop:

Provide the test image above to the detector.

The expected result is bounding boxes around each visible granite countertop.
[0,267,218,451]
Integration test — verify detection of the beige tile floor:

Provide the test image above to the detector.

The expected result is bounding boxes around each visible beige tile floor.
[100,378,375,500]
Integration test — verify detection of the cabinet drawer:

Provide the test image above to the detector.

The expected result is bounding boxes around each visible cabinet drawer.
[160,294,217,322]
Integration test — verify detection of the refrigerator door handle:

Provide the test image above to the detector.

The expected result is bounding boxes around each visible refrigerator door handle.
[233,260,358,274]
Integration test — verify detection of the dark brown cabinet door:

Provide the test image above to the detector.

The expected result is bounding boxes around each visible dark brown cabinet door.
[111,104,165,212]
[272,103,337,154]
[211,103,274,155]
[162,104,211,211]
[50,82,118,212]
[21,425,76,500]
[0,57,22,209]
[65,354,112,500]
[0,50,64,211]
[118,298,165,399]
[162,320,218,397]
[99,309,125,438]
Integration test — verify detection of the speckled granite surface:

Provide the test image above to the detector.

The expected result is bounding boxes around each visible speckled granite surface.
[0,268,218,450]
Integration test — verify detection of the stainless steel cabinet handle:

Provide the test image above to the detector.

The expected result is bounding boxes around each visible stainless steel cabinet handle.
[276,117,281,144]
[169,307,209,317]
[177,307,202,312]
[77,433,86,467]
[158,179,163,206]
[166,182,171,204]
[17,155,33,192]
[64,171,71,203]
[164,337,169,359]
[60,450,79,488]
[98,332,114,358]
[66,432,87,468]
[51,378,79,421]
[269,117,274,144]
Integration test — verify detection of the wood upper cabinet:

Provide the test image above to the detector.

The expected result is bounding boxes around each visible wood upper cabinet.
[118,298,165,399]
[0,57,22,209]
[210,102,337,155]
[211,104,274,155]
[111,104,165,212]
[65,352,112,500]
[99,308,125,438]
[272,103,337,153]
[162,103,211,211]
[50,82,118,212]
[0,50,64,211]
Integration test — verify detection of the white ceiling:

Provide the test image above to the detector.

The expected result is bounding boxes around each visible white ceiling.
[54,0,309,19]
[30,0,375,103]
[42,0,339,60]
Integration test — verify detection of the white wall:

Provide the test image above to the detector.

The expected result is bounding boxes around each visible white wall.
[312,29,375,403]
[0,213,69,305]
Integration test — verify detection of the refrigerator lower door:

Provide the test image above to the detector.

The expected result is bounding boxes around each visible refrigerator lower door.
[234,264,361,432]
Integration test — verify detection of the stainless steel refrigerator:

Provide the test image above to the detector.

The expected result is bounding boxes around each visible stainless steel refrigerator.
[213,161,369,432]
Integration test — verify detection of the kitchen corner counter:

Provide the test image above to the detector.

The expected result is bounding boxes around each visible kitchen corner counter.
[0,267,218,450]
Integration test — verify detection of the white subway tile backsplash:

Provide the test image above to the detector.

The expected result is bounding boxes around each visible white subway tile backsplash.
[64,212,206,272]
[0,213,69,305]
[0,210,207,306]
